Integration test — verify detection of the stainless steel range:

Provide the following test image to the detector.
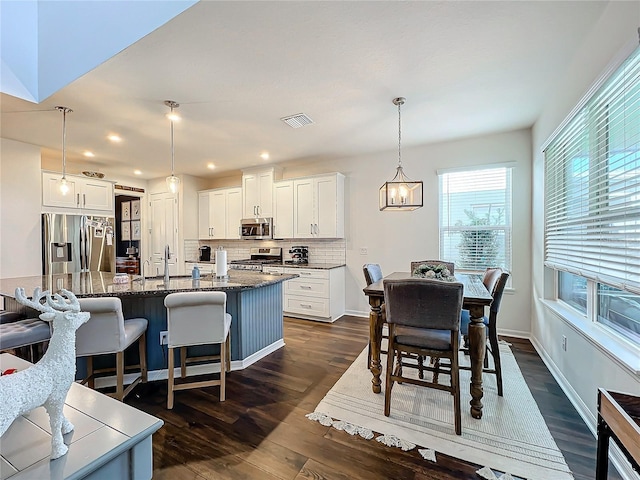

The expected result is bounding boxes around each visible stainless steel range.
[229,247,283,271]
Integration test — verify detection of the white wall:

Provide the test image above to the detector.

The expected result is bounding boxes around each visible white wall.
[281,127,532,337]
[0,138,42,278]
[531,2,640,476]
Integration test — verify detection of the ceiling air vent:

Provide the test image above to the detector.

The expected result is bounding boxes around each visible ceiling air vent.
[280,113,314,128]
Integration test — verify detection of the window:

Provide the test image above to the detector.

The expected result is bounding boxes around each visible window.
[544,46,640,344]
[439,166,512,273]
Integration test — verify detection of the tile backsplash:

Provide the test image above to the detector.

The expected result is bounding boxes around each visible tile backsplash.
[184,238,345,264]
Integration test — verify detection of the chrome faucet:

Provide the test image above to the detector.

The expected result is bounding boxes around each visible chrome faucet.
[142,259,151,279]
[164,244,171,284]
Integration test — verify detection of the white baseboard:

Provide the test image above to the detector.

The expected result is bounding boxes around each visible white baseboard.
[345,309,369,318]
[94,339,286,388]
[530,336,639,480]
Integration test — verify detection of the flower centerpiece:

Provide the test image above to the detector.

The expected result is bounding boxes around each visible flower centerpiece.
[412,263,455,281]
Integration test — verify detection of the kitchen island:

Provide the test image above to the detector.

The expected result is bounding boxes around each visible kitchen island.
[0,270,297,380]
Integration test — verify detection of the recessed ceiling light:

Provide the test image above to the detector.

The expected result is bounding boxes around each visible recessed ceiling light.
[83,151,95,157]
[207,163,216,170]
[107,134,122,143]
[260,152,270,160]
[134,170,142,175]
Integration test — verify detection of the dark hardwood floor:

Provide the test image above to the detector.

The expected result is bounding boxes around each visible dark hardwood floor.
[127,315,623,480]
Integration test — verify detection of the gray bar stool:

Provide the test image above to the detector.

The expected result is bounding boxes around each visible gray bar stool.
[164,291,232,409]
[0,314,51,362]
[76,297,148,401]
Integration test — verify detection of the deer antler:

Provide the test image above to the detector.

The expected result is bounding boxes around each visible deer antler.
[47,289,80,313]
[15,287,56,313]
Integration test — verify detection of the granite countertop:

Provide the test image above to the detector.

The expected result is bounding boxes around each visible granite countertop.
[0,270,297,299]
[185,260,346,270]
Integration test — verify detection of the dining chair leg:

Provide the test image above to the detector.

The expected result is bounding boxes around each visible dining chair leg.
[116,351,125,401]
[219,338,226,402]
[452,357,461,435]
[180,347,187,378]
[167,347,175,409]
[139,332,148,383]
[384,342,395,417]
[489,330,503,396]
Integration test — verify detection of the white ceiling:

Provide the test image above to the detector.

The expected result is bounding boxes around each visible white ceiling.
[0,1,609,182]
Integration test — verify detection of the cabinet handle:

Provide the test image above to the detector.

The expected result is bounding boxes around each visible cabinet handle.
[310,224,313,234]
[83,193,86,206]
[300,285,312,289]
[301,303,312,308]
[257,205,261,216]
[300,272,312,276]
[77,193,80,206]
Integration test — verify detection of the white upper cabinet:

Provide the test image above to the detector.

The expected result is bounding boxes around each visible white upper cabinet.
[42,172,114,213]
[242,168,279,218]
[226,188,242,239]
[273,180,294,239]
[293,173,344,239]
[198,187,242,240]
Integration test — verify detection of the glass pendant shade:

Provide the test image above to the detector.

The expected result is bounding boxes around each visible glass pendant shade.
[166,174,180,193]
[379,97,423,211]
[59,177,70,195]
[56,106,73,195]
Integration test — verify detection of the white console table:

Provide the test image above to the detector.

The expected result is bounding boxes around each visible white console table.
[0,354,163,480]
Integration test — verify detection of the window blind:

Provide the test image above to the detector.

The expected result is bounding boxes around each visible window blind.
[439,166,512,272]
[544,46,640,293]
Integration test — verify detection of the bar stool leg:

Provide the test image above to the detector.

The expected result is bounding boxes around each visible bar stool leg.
[180,347,187,378]
[116,352,125,401]
[87,356,95,389]
[220,338,226,402]
[167,347,175,410]
[227,334,231,372]
[139,332,148,383]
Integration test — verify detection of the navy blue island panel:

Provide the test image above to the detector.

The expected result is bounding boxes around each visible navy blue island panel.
[0,271,294,374]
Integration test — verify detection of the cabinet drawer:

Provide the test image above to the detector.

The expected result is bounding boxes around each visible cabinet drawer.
[283,268,329,279]
[285,277,329,298]
[284,295,330,317]
[263,266,285,274]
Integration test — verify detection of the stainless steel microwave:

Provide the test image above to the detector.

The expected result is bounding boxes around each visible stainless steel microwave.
[240,217,273,240]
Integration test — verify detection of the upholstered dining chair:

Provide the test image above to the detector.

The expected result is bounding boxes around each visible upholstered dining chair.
[383,278,464,435]
[410,260,455,276]
[164,291,231,409]
[363,263,385,367]
[76,297,148,401]
[460,268,510,396]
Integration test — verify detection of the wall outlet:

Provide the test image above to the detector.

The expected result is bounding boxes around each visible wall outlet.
[360,247,368,255]
[159,330,168,345]
[561,335,567,351]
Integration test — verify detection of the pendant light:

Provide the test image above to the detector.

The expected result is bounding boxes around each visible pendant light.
[56,106,73,195]
[165,100,181,194]
[379,97,423,211]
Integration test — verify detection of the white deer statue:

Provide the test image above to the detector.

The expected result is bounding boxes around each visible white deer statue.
[0,287,89,459]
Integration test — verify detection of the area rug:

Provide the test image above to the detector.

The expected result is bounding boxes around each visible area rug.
[307,344,573,480]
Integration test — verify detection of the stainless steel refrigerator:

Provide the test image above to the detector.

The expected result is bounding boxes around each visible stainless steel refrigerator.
[42,213,115,274]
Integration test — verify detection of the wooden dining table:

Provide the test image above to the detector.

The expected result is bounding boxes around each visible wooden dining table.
[363,272,493,419]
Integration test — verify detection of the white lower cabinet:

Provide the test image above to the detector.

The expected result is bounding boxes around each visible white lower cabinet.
[263,266,345,322]
[185,262,214,275]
